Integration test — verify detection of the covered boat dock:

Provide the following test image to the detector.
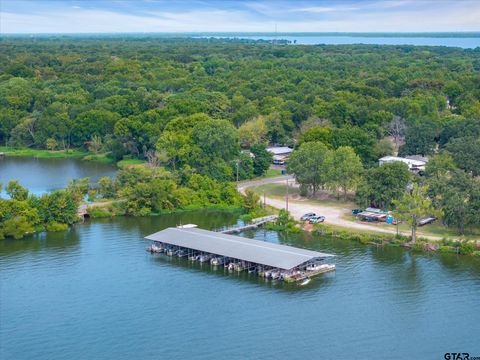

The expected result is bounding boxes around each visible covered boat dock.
[145,227,335,283]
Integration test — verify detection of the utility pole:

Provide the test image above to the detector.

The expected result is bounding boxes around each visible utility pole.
[285,179,289,212]
[236,159,240,183]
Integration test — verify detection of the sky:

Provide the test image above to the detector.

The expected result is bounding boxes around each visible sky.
[1,0,479,34]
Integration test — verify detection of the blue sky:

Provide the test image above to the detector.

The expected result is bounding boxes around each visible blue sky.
[1,0,479,33]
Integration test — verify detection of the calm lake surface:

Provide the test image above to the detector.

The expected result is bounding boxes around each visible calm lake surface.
[0,157,116,195]
[1,211,480,360]
[204,35,480,48]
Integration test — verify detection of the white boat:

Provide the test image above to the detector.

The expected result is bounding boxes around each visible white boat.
[177,250,187,258]
[198,254,211,263]
[299,278,311,286]
[306,264,336,272]
[166,249,175,256]
[188,255,197,261]
[271,270,280,280]
[234,263,245,272]
[264,270,272,278]
[211,257,224,266]
[228,263,235,271]
[146,244,163,253]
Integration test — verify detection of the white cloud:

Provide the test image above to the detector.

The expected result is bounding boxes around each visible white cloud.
[294,6,357,13]
[0,1,479,33]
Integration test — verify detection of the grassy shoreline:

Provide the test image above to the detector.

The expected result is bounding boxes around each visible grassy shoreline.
[0,147,145,167]
[0,146,87,158]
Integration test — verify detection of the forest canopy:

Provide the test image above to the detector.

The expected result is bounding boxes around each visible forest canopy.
[1,37,479,175]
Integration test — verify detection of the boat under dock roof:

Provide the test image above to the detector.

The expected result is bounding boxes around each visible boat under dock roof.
[145,227,333,270]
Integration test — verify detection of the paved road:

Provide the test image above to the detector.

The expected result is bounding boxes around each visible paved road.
[237,175,293,189]
[239,176,442,241]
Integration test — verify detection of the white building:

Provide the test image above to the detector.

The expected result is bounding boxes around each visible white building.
[379,156,427,171]
[267,147,293,165]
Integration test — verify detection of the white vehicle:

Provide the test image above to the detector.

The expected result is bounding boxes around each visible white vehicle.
[301,213,316,221]
[309,216,325,224]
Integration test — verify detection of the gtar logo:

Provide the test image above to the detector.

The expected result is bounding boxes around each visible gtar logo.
[444,353,470,360]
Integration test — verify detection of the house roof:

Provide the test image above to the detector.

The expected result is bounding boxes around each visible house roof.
[267,147,293,155]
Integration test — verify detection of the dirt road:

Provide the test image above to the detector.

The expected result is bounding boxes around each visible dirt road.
[238,176,442,241]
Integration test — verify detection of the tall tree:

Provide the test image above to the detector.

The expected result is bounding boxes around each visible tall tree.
[250,144,273,177]
[325,146,363,199]
[287,141,331,195]
[392,184,442,243]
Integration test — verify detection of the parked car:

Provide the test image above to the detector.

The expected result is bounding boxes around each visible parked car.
[301,213,316,221]
[352,209,362,215]
[309,216,325,224]
[418,217,436,226]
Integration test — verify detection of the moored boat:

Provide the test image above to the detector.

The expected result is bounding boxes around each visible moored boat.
[299,277,311,286]
[146,244,163,253]
[211,257,224,266]
[270,270,280,280]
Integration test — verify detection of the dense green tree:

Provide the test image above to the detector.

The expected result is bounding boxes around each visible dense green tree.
[445,137,480,176]
[287,142,332,195]
[331,127,377,164]
[427,169,480,234]
[250,144,273,177]
[439,118,480,147]
[356,162,411,209]
[399,120,440,156]
[5,181,29,201]
[424,153,458,180]
[300,126,332,146]
[325,146,363,199]
[72,110,120,146]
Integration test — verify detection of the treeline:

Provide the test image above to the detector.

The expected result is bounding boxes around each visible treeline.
[1,38,479,174]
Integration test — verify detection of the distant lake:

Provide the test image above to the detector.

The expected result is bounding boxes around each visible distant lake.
[200,35,480,48]
[0,157,116,196]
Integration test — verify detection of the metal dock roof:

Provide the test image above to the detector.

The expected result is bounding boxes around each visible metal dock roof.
[145,227,333,270]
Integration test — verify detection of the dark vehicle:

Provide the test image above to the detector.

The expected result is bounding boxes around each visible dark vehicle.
[309,216,325,224]
[352,209,362,215]
[300,213,316,221]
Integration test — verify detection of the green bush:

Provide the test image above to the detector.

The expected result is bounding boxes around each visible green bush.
[88,207,114,218]
[45,221,68,232]
[438,246,455,253]
[458,241,475,255]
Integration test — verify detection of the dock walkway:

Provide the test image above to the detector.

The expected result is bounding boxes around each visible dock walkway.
[220,215,278,234]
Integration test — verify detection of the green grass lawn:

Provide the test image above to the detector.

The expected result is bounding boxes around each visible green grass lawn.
[117,159,146,168]
[0,146,87,158]
[82,153,116,164]
[249,183,355,208]
[263,168,283,178]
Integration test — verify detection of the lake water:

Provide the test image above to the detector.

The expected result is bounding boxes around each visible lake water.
[0,157,116,196]
[1,211,479,359]
[203,35,480,48]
